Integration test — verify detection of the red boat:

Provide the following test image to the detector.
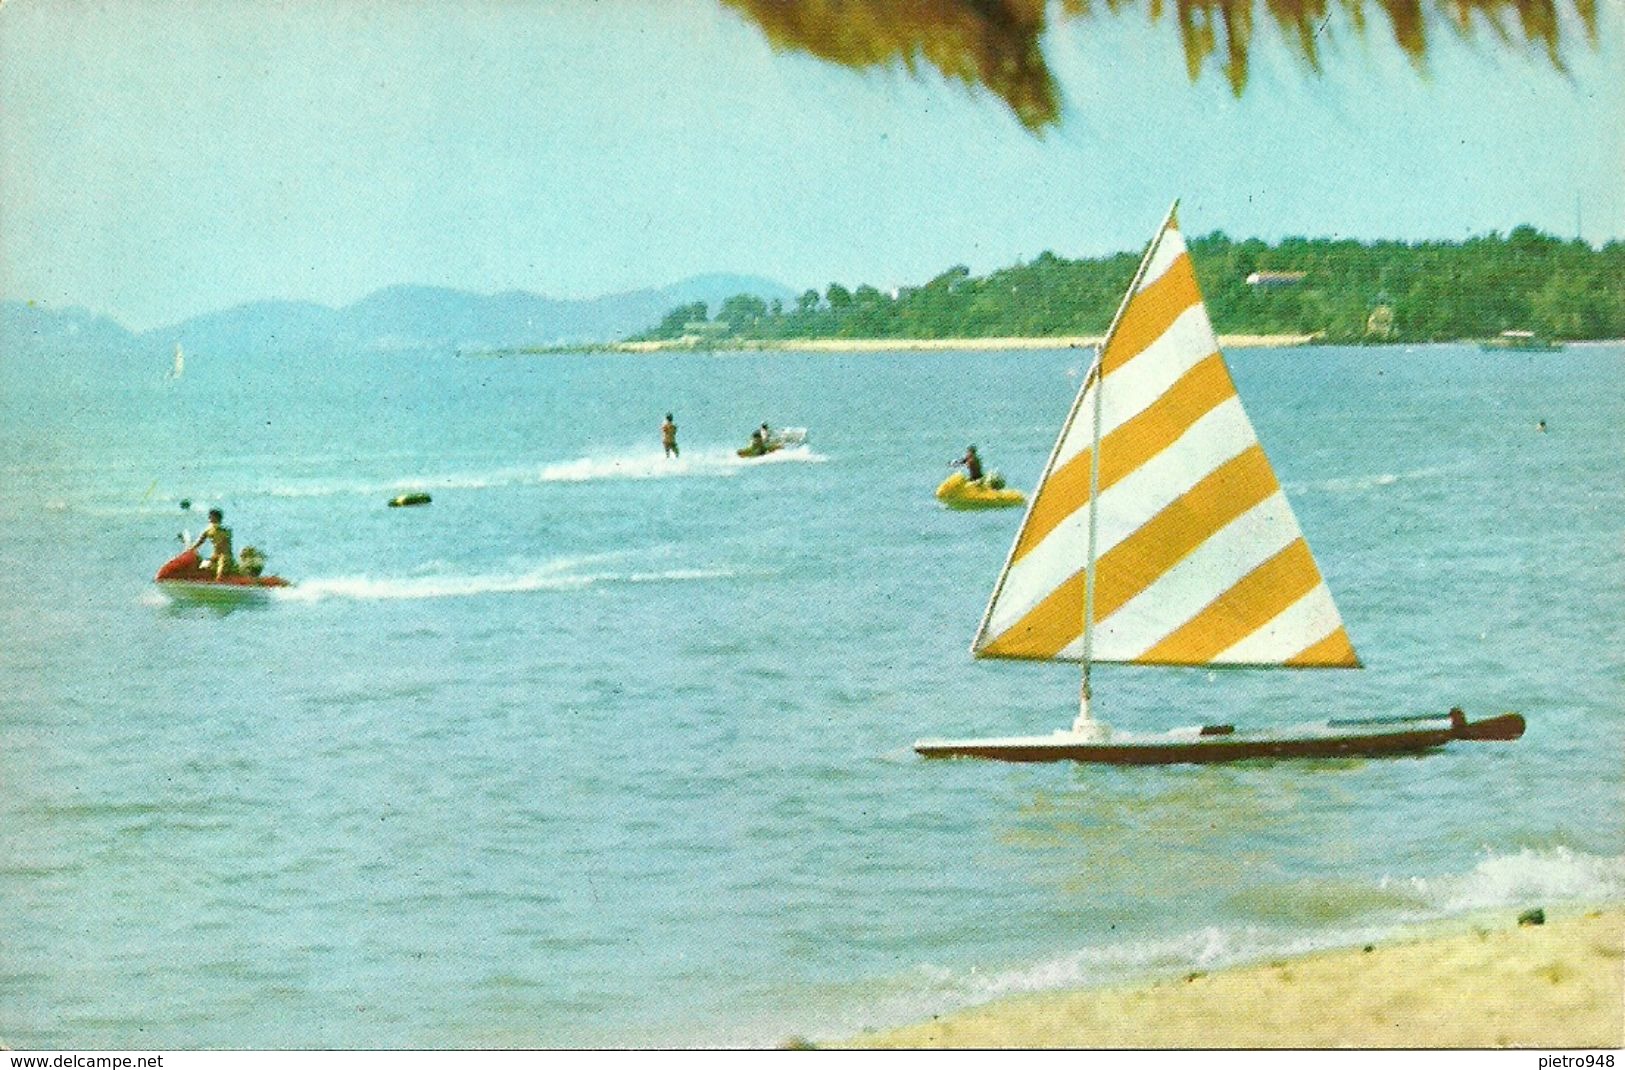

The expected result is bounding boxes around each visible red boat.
[155,548,291,600]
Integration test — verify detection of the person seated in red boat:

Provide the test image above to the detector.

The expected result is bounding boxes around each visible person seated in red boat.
[188,508,236,579]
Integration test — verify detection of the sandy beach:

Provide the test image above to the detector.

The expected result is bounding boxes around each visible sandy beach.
[845,906,1624,1049]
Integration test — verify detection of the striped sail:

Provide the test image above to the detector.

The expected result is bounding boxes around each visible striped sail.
[972,210,1360,668]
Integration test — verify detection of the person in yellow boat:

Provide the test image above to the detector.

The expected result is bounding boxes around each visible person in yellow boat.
[661,413,679,458]
[189,508,235,579]
[953,445,985,483]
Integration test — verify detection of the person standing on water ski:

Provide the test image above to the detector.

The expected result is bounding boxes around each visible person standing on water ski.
[661,413,679,458]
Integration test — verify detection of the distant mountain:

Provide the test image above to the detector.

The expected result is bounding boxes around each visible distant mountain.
[159,298,342,356]
[1,273,798,360]
[154,274,798,354]
[0,299,138,354]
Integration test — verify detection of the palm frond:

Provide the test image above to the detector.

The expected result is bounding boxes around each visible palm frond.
[721,0,1597,129]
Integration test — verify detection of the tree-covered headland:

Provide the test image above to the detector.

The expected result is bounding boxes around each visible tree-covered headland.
[632,227,1624,345]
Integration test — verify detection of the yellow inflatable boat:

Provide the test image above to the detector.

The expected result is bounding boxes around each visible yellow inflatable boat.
[935,472,1025,510]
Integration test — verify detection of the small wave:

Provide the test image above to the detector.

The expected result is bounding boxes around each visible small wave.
[1380,845,1625,912]
[603,565,737,586]
[878,846,1624,1034]
[38,498,208,520]
[915,924,1285,1001]
[866,921,1381,1038]
[1285,465,1451,496]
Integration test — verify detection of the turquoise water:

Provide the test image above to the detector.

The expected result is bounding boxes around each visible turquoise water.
[1,342,1621,1048]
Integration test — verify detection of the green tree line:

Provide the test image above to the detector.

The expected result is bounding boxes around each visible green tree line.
[632,227,1625,344]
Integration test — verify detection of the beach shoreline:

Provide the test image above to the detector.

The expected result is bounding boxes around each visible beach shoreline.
[498,333,1316,355]
[743,333,1321,352]
[472,335,1625,357]
[837,905,1624,1049]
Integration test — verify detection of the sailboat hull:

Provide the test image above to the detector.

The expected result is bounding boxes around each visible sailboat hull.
[914,711,1524,765]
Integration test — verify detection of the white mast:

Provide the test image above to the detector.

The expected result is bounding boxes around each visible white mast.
[1075,344,1106,733]
[1073,200,1181,736]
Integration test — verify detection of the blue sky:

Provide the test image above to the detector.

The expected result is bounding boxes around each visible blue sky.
[1,0,1619,331]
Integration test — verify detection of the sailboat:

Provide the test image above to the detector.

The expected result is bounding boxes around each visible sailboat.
[915,205,1524,764]
[170,343,185,379]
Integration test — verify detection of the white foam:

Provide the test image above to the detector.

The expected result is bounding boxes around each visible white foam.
[1381,846,1625,912]
[882,847,1624,1035]
[539,444,827,483]
[259,444,829,499]
[860,921,1387,1043]
[537,449,738,483]
[274,555,735,603]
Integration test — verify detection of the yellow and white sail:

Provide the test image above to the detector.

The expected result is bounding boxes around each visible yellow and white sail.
[972,208,1359,669]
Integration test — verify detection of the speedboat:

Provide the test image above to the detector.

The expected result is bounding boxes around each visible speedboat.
[936,471,1025,510]
[155,548,291,601]
[737,427,807,458]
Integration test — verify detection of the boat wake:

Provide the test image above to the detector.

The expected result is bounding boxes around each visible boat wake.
[259,445,828,499]
[275,552,735,603]
[262,467,538,499]
[538,444,827,483]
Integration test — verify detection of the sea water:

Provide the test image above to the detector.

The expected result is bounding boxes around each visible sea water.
[1,342,1621,1047]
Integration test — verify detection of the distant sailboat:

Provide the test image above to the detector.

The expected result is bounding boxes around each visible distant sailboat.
[170,343,185,379]
[915,204,1524,764]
